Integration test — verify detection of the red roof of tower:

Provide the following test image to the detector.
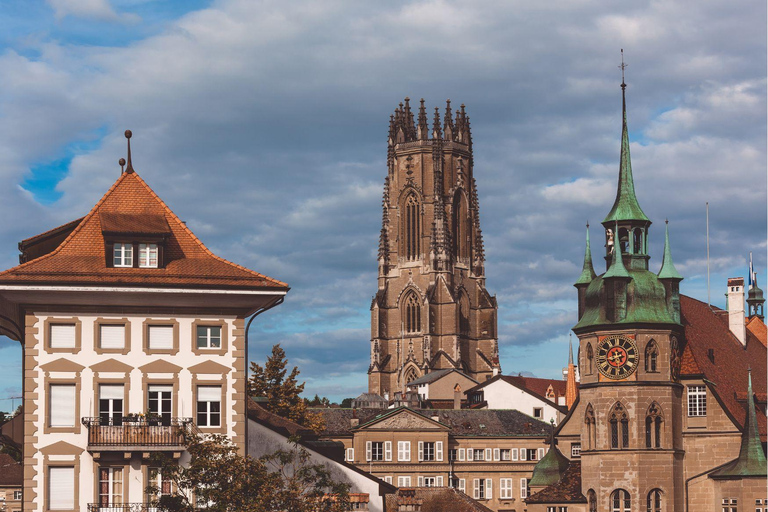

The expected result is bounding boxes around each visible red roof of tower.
[0,171,287,291]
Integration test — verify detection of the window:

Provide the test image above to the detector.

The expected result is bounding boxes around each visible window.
[49,384,76,427]
[148,325,174,350]
[499,478,513,499]
[422,476,438,487]
[48,466,75,510]
[646,403,663,449]
[611,489,631,512]
[398,441,411,462]
[645,340,659,372]
[493,448,500,461]
[722,498,737,512]
[526,448,540,461]
[13,490,22,500]
[473,479,486,500]
[448,449,457,461]
[588,489,597,512]
[458,448,465,461]
[534,407,543,419]
[367,441,385,462]
[148,385,173,426]
[196,386,221,427]
[383,476,392,484]
[520,478,529,498]
[148,467,172,501]
[99,324,125,350]
[99,385,124,426]
[420,441,434,461]
[585,404,596,449]
[609,402,629,449]
[196,326,222,349]
[404,292,421,334]
[473,448,484,461]
[586,343,594,374]
[49,324,76,349]
[114,242,133,267]
[647,489,662,512]
[99,467,124,508]
[346,448,354,462]
[404,193,420,261]
[139,243,158,268]
[511,448,518,461]
[500,448,511,460]
[458,479,465,492]
[397,476,411,487]
[548,508,569,512]
[571,443,581,458]
[688,385,707,416]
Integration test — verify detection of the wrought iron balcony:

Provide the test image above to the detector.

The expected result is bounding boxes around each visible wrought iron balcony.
[87,504,161,512]
[82,417,194,451]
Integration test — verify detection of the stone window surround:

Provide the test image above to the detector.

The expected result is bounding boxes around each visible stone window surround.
[44,377,82,435]
[145,465,175,502]
[93,318,131,356]
[44,317,82,354]
[192,377,228,435]
[41,443,83,512]
[141,375,181,419]
[93,375,132,423]
[142,319,180,356]
[92,459,130,506]
[191,319,229,356]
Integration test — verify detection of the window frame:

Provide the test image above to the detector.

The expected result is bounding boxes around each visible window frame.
[138,243,159,268]
[113,242,134,268]
[688,385,707,417]
[196,385,223,428]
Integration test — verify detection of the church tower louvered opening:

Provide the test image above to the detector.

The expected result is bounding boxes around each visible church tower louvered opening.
[369,98,500,397]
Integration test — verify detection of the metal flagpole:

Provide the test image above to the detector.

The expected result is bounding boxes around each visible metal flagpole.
[706,202,710,307]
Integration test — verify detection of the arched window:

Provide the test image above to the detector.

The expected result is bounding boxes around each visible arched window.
[645,340,659,373]
[647,489,662,512]
[588,489,597,512]
[586,343,594,375]
[403,292,421,334]
[611,489,631,512]
[645,403,663,448]
[403,366,419,386]
[609,402,629,449]
[403,193,421,261]
[452,191,470,261]
[618,228,629,253]
[458,292,470,336]
[633,228,643,254]
[585,404,596,450]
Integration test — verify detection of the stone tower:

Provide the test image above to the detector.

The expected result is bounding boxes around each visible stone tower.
[368,98,500,397]
[572,79,686,511]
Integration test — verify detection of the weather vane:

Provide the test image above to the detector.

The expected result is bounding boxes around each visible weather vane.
[619,49,628,88]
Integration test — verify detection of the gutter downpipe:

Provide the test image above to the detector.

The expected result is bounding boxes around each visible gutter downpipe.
[243,295,285,457]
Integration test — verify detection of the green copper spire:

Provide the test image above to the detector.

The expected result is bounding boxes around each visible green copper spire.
[529,421,571,487]
[603,222,630,279]
[658,220,683,280]
[575,223,597,285]
[711,369,767,478]
[603,73,650,224]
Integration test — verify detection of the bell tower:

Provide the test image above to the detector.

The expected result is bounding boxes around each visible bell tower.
[368,98,500,397]
[572,59,686,512]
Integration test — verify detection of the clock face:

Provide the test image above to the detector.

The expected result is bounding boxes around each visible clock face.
[596,334,638,380]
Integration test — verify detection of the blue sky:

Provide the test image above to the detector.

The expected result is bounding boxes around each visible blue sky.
[0,0,764,406]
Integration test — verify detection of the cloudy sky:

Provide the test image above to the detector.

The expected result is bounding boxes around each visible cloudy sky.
[0,0,764,405]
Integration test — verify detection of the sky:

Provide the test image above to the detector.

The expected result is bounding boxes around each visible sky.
[0,0,764,405]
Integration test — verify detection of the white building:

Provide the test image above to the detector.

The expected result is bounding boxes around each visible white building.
[465,375,570,425]
[0,135,288,511]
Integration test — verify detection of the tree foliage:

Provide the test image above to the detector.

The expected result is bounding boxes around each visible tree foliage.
[147,433,350,512]
[248,344,324,433]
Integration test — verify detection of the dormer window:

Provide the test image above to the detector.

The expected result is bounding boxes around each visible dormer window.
[113,243,133,267]
[139,243,159,268]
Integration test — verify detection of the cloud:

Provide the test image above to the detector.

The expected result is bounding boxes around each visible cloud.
[47,0,139,22]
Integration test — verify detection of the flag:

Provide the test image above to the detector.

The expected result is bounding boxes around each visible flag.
[748,252,754,289]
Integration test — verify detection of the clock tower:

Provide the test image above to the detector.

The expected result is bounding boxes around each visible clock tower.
[572,74,686,511]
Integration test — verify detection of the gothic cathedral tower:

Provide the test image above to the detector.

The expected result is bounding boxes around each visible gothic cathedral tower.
[572,76,686,510]
[368,98,500,397]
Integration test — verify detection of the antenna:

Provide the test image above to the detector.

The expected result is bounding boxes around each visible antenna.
[619,49,628,89]
[706,202,711,307]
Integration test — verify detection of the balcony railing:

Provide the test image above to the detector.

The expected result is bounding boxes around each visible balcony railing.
[87,504,161,512]
[82,417,194,450]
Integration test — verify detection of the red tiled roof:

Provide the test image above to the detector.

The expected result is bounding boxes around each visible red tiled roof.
[746,316,767,347]
[502,375,569,404]
[0,171,287,290]
[386,488,494,512]
[679,343,700,375]
[680,295,767,439]
[0,453,21,486]
[525,461,586,504]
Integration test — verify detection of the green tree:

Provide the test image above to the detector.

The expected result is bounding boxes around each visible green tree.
[248,344,324,433]
[340,398,353,408]
[147,433,350,512]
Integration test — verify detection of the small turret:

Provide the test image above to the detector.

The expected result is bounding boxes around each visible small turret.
[417,98,429,140]
[657,220,683,323]
[565,337,578,409]
[574,223,597,319]
[748,274,765,321]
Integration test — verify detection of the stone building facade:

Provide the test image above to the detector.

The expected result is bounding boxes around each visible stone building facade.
[368,98,500,397]
[526,80,767,512]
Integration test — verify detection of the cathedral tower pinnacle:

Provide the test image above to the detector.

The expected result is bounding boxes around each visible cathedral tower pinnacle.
[369,99,499,397]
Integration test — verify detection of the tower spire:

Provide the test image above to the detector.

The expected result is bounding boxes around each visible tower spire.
[565,334,578,409]
[658,220,683,280]
[575,223,597,285]
[603,51,648,225]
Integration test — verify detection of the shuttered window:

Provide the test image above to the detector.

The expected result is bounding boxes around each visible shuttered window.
[49,385,76,427]
[148,326,173,350]
[100,325,125,350]
[50,324,76,349]
[196,386,221,427]
[48,467,75,510]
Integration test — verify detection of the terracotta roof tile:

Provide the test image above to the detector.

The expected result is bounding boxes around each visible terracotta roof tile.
[386,488,494,512]
[746,316,767,347]
[679,295,767,439]
[0,171,287,290]
[0,453,21,486]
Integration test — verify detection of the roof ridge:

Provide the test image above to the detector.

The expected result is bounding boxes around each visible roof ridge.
[130,172,288,288]
[0,172,131,276]
[20,216,85,246]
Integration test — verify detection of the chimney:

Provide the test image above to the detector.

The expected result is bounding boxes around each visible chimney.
[727,277,746,346]
[453,384,462,410]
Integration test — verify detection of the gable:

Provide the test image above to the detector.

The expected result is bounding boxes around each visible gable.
[360,409,446,431]
[139,359,183,374]
[90,358,133,374]
[40,358,85,374]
